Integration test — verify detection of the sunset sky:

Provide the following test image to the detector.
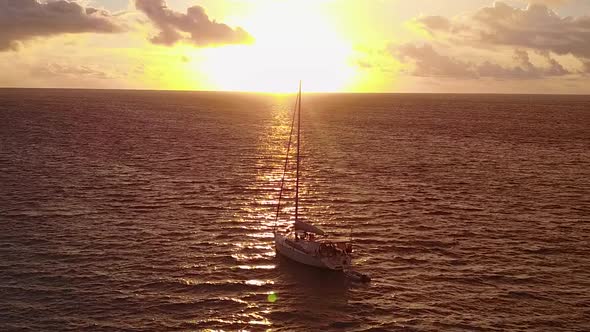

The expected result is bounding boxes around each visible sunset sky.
[1,0,589,93]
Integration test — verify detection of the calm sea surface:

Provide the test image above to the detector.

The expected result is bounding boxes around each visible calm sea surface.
[0,89,589,331]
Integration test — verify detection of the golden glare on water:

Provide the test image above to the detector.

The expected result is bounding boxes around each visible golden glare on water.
[197,1,357,92]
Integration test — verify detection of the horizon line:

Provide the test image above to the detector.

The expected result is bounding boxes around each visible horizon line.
[0,86,588,96]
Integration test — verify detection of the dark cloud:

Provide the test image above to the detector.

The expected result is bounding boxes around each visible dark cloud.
[135,0,253,47]
[0,0,123,51]
[416,2,590,58]
[393,43,570,79]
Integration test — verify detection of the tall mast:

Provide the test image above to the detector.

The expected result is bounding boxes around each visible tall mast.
[295,80,302,222]
[273,88,298,232]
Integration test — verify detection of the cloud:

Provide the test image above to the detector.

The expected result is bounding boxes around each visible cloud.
[31,62,114,79]
[398,1,589,80]
[393,43,570,79]
[135,0,253,47]
[395,43,476,78]
[0,0,123,51]
[416,2,590,59]
[478,49,569,78]
[525,0,571,7]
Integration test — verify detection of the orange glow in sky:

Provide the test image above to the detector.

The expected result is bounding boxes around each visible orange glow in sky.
[196,1,357,93]
[1,0,589,94]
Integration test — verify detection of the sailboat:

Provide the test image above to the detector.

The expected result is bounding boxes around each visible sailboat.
[273,82,355,272]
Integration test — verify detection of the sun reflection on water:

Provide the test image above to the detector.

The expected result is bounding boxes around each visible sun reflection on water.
[236,264,276,270]
[245,279,275,286]
[226,95,302,329]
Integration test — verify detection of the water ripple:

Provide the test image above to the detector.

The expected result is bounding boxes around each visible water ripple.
[0,90,588,331]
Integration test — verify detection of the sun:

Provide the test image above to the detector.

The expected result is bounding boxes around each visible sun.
[196,1,357,93]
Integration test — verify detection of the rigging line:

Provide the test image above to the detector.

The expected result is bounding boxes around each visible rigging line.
[295,80,302,223]
[274,85,299,230]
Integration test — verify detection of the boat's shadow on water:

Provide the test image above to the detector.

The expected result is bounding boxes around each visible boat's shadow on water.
[274,254,350,292]
[270,255,360,327]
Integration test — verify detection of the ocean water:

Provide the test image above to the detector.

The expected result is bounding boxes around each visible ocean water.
[0,89,589,331]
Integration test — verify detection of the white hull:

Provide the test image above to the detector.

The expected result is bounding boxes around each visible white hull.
[275,233,351,271]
